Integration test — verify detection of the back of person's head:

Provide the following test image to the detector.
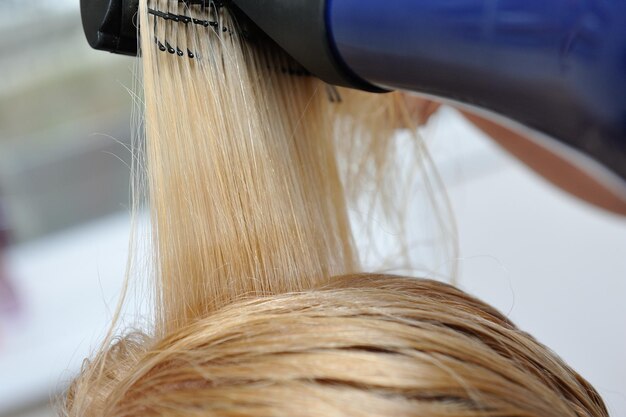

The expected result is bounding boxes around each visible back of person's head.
[61,2,608,416]
[65,275,606,417]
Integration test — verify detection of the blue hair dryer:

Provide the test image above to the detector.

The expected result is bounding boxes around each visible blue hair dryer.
[231,0,626,195]
[81,0,626,194]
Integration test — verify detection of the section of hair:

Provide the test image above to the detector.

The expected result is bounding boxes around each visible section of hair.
[138,0,451,333]
[63,275,607,417]
[142,0,361,333]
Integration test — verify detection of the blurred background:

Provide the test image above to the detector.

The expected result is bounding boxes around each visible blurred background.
[0,1,624,417]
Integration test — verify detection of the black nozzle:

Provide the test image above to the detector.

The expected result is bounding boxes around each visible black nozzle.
[230,0,383,92]
[79,0,382,92]
[80,0,139,56]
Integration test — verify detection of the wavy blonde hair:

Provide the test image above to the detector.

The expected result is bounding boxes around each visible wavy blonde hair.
[61,1,607,416]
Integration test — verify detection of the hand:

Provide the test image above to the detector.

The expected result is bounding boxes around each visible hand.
[400,94,441,126]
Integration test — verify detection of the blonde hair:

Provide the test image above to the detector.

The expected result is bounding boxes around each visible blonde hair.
[61,1,607,416]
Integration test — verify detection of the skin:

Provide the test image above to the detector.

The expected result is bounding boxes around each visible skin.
[405,96,626,216]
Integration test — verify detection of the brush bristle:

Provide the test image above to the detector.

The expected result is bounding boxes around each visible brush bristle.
[146,0,310,78]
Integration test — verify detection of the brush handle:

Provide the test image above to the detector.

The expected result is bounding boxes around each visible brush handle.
[329,0,626,187]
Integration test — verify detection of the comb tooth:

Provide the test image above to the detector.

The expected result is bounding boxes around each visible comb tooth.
[155,37,167,52]
[325,85,339,103]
